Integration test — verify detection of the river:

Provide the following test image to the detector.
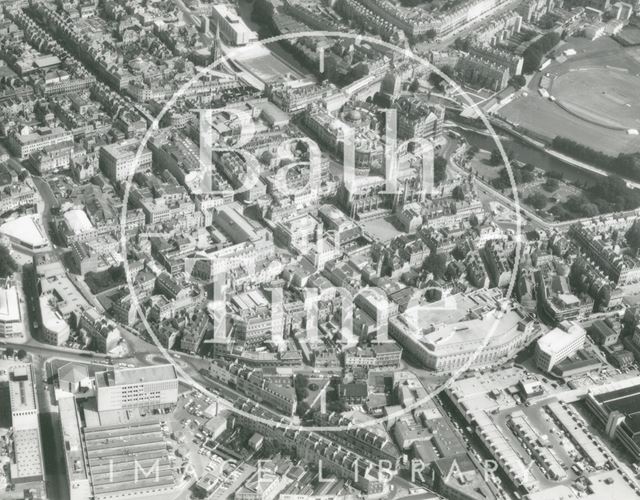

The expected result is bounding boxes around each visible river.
[457,128,601,187]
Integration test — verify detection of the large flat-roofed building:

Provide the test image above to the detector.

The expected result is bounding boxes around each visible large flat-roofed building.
[389,292,537,372]
[535,322,586,372]
[63,209,94,236]
[0,284,23,339]
[0,214,50,253]
[586,383,640,460]
[95,364,179,413]
[211,4,257,46]
[213,204,266,244]
[82,420,176,499]
[318,204,362,244]
[8,126,73,160]
[524,470,640,499]
[99,140,152,183]
[8,364,45,486]
[58,397,91,500]
[545,401,607,469]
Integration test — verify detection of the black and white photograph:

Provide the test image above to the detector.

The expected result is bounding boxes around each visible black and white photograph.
[1,0,640,498]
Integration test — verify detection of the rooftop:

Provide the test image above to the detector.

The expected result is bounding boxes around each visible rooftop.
[63,209,94,235]
[0,214,49,249]
[58,397,88,485]
[82,421,175,498]
[0,285,21,323]
[8,364,43,482]
[537,324,586,355]
[95,364,177,388]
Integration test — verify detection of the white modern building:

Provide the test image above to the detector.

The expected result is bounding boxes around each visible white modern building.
[0,214,51,253]
[211,4,258,46]
[389,291,538,372]
[95,364,179,413]
[39,296,70,346]
[535,322,586,372]
[99,140,152,182]
[62,209,94,236]
[8,365,45,486]
[0,284,23,339]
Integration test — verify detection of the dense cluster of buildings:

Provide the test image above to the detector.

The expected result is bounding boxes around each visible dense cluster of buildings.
[336,0,515,39]
[52,364,180,500]
[455,44,524,91]
[390,290,539,371]
[4,0,640,498]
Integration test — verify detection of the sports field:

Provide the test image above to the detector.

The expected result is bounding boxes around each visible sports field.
[551,68,640,130]
[498,37,640,155]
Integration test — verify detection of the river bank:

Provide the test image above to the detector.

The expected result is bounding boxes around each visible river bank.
[452,121,640,189]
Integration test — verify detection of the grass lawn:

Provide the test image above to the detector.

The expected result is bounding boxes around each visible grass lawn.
[498,36,640,155]
[467,150,502,182]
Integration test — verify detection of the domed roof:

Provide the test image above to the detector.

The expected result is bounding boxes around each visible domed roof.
[347,109,362,121]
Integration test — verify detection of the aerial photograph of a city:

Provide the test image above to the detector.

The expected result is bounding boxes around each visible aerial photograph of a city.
[2,0,640,498]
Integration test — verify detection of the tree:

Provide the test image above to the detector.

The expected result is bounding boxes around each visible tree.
[451,245,466,261]
[509,75,526,89]
[434,156,447,185]
[520,169,535,184]
[445,262,462,281]
[489,148,502,166]
[295,374,309,390]
[252,0,274,23]
[526,192,547,210]
[424,28,437,40]
[490,148,513,166]
[594,285,611,313]
[627,220,640,256]
[428,71,444,88]
[296,401,310,418]
[522,32,560,73]
[452,185,465,201]
[17,349,27,360]
[546,170,563,180]
[615,153,640,182]
[543,178,559,192]
[408,79,420,92]
[453,37,471,51]
[582,202,600,217]
[425,286,443,302]
[423,253,448,280]
[428,65,453,89]
[0,244,18,279]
